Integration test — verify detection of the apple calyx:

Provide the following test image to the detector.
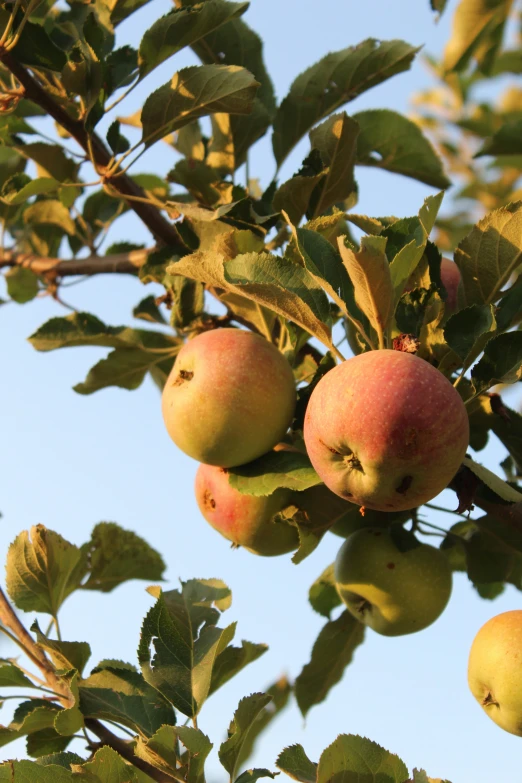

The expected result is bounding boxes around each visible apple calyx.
[174,369,194,385]
[482,692,500,709]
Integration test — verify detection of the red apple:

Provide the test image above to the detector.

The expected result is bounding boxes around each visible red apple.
[162,328,296,467]
[441,257,461,315]
[303,350,469,512]
[195,464,298,556]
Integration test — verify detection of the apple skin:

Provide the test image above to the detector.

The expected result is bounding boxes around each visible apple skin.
[440,258,461,315]
[303,350,469,512]
[468,610,522,736]
[334,527,452,636]
[162,328,296,468]
[195,464,299,556]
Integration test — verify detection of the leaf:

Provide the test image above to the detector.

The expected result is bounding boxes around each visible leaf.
[235,770,277,783]
[308,564,342,619]
[308,113,359,217]
[276,745,317,783]
[273,159,326,225]
[106,121,130,155]
[209,640,268,695]
[219,693,272,778]
[138,582,235,717]
[442,0,513,73]
[24,200,75,235]
[76,746,140,781]
[228,451,322,496]
[73,346,179,395]
[495,276,522,331]
[6,525,87,615]
[53,671,83,738]
[470,331,522,394]
[475,117,522,157]
[294,352,336,429]
[316,734,408,783]
[139,1,248,78]
[444,304,497,369]
[462,456,522,504]
[295,611,365,717]
[224,252,333,349]
[176,726,213,783]
[0,760,74,781]
[141,64,259,147]
[31,621,91,675]
[353,109,451,189]
[13,143,78,182]
[337,234,394,348]
[0,10,66,72]
[134,725,189,779]
[455,202,522,307]
[5,267,39,304]
[0,664,36,689]
[272,39,419,167]
[235,678,292,771]
[36,752,85,769]
[80,522,166,593]
[80,665,175,737]
[133,295,167,324]
[1,176,60,206]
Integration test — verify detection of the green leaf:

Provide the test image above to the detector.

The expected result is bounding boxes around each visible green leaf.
[308,113,359,217]
[442,0,513,73]
[80,522,166,593]
[353,109,451,188]
[228,451,322,496]
[276,745,317,783]
[24,200,75,235]
[80,665,175,737]
[462,456,522,504]
[13,143,79,183]
[273,156,326,225]
[176,726,213,783]
[219,694,272,779]
[138,582,235,717]
[294,352,336,429]
[235,771,277,783]
[138,1,248,78]
[496,276,522,331]
[471,331,522,394]
[481,396,522,470]
[31,621,91,675]
[455,202,522,307]
[36,752,85,769]
[6,525,87,615]
[316,734,408,783]
[235,678,292,771]
[106,121,130,155]
[395,287,438,337]
[0,663,36,689]
[132,295,167,324]
[308,564,342,619]
[0,760,74,781]
[53,671,83,738]
[338,234,394,348]
[1,176,60,206]
[295,611,365,717]
[272,39,419,167]
[0,10,66,71]
[73,346,179,395]
[5,267,39,304]
[209,640,268,695]
[476,117,522,157]
[444,304,497,369]
[141,64,258,148]
[77,746,141,781]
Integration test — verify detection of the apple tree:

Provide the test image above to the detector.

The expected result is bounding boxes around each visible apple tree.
[0,0,521,780]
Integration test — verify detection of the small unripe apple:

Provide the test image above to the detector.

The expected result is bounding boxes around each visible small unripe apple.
[162,328,296,467]
[303,350,469,512]
[334,527,452,636]
[468,610,522,736]
[195,464,299,556]
[440,257,461,315]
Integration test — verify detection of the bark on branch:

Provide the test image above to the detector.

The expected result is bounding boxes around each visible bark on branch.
[0,52,186,253]
[0,248,150,276]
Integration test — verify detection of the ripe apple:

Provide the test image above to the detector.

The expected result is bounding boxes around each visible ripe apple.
[195,463,298,556]
[303,349,469,512]
[468,610,522,736]
[162,328,296,467]
[334,527,452,636]
[440,257,461,316]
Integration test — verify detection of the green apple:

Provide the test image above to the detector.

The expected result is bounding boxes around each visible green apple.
[334,527,453,636]
[468,610,522,736]
[162,328,296,468]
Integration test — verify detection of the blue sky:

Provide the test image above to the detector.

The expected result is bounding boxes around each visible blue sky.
[1,0,521,780]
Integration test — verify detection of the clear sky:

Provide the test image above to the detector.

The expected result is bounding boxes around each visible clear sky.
[1,0,521,780]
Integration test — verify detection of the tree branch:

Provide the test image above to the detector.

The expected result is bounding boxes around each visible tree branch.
[0,52,186,252]
[85,719,175,783]
[0,248,150,276]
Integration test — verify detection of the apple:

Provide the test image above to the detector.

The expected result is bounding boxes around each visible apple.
[334,527,452,636]
[303,349,469,512]
[468,610,522,736]
[162,328,296,467]
[440,257,461,316]
[195,463,298,556]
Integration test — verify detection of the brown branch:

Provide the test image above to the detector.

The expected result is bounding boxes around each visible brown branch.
[0,52,186,252]
[85,719,175,783]
[0,248,150,276]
